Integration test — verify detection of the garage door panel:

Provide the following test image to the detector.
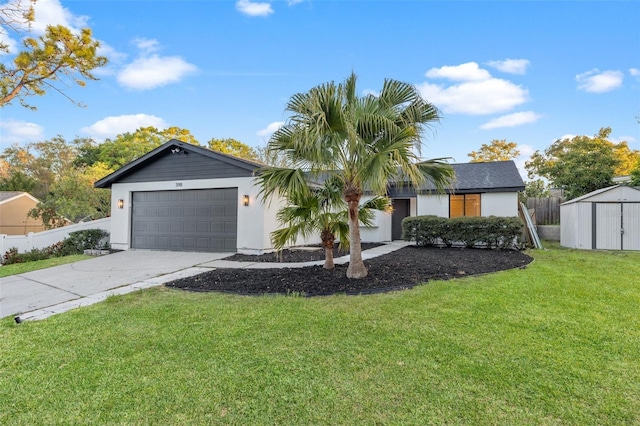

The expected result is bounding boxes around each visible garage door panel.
[132,189,237,252]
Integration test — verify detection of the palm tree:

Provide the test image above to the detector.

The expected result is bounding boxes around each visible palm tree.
[271,176,391,270]
[257,73,454,279]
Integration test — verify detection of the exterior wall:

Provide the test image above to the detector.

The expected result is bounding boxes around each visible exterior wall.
[580,186,640,203]
[560,203,593,249]
[416,194,449,217]
[1,218,110,255]
[109,177,277,254]
[360,209,392,242]
[481,192,519,217]
[0,195,46,235]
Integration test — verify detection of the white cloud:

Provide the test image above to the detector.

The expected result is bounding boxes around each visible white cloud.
[81,114,168,139]
[117,54,198,90]
[576,69,623,93]
[257,121,284,137]
[557,134,576,142]
[630,68,640,79]
[418,79,529,115]
[236,0,274,17]
[425,62,492,82]
[30,0,88,34]
[0,119,45,146]
[514,144,536,180]
[487,59,530,75]
[480,111,541,129]
[419,62,529,115]
[133,37,161,54]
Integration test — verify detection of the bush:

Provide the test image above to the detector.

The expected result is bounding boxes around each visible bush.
[1,229,110,265]
[60,229,110,256]
[402,215,523,249]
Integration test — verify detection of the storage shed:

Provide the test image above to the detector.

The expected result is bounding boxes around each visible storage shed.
[560,185,640,250]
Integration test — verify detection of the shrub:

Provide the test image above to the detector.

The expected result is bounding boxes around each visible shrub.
[1,229,110,265]
[60,229,110,256]
[402,215,523,249]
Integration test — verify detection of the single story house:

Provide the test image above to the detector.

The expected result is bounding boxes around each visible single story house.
[560,185,640,251]
[95,140,525,254]
[0,191,46,235]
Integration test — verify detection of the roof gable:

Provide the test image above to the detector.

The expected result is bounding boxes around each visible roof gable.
[0,191,39,205]
[561,185,640,205]
[95,140,263,188]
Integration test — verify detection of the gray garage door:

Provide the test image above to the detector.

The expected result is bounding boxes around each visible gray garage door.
[131,188,238,252]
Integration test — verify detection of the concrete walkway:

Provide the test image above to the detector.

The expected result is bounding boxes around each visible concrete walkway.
[4,241,411,323]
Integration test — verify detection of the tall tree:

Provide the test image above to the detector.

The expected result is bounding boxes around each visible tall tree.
[630,160,640,186]
[1,0,108,109]
[272,176,391,270]
[468,139,520,163]
[257,73,454,279]
[525,127,629,200]
[207,138,260,161]
[96,126,199,169]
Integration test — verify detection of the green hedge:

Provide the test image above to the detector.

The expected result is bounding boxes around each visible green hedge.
[402,215,523,249]
[2,229,110,265]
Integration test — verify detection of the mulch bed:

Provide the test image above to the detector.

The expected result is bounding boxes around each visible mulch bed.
[166,245,534,296]
[225,242,384,263]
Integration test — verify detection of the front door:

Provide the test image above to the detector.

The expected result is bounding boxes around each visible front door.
[392,199,410,240]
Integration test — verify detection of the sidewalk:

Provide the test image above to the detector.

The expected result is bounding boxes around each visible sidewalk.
[12,241,411,323]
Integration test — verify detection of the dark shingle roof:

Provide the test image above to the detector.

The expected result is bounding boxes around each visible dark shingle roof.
[445,161,524,192]
[390,160,525,195]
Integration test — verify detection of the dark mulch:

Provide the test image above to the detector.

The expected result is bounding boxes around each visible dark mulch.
[225,243,384,263]
[166,246,534,296]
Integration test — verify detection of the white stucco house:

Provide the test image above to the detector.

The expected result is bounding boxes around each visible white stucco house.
[95,140,525,254]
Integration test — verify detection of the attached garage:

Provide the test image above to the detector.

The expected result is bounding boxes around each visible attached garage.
[560,185,640,250]
[94,140,278,254]
[131,188,238,252]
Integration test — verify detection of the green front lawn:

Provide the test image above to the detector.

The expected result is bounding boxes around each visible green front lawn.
[0,254,91,278]
[1,246,639,425]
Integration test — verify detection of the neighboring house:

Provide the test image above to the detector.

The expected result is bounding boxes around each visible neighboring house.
[561,185,640,251]
[0,192,46,235]
[95,140,525,254]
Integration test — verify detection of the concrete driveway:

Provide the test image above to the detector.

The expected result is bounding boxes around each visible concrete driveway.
[1,250,231,321]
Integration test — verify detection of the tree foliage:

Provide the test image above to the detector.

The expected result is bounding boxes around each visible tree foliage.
[468,139,520,163]
[631,160,640,186]
[1,0,108,109]
[257,72,454,279]
[82,126,200,169]
[525,127,637,200]
[207,138,259,162]
[272,176,391,270]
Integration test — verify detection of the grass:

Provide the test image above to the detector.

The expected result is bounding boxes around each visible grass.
[1,245,639,425]
[0,254,92,278]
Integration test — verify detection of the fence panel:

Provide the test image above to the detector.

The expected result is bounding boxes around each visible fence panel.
[1,218,110,255]
[526,197,562,225]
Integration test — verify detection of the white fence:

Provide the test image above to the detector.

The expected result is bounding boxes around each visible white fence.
[0,218,111,255]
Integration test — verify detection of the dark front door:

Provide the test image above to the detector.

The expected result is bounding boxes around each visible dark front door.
[392,199,410,240]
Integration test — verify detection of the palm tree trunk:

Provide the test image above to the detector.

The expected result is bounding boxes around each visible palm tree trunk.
[321,229,335,270]
[346,194,367,279]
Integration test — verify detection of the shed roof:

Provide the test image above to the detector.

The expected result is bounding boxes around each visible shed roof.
[561,185,640,205]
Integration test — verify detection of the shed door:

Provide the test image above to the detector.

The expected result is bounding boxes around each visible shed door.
[595,203,621,250]
[131,188,237,252]
[595,203,640,251]
[622,203,640,251]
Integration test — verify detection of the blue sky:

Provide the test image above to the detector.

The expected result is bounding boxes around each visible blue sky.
[1,0,639,178]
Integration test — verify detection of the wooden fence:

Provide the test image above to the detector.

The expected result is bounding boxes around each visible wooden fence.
[526,197,562,225]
